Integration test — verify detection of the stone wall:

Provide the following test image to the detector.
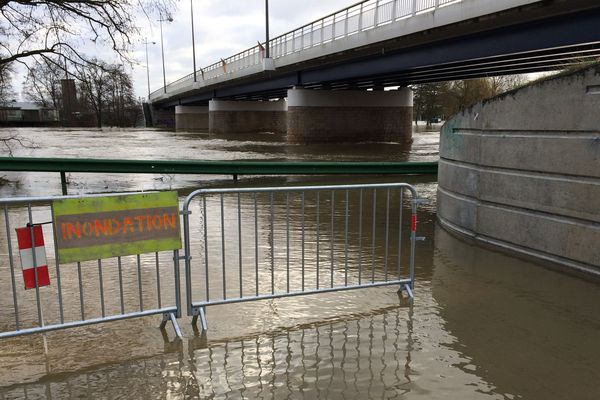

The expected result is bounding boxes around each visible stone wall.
[437,65,600,276]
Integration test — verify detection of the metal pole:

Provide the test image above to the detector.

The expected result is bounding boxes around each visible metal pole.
[191,0,197,82]
[160,18,167,94]
[145,41,151,99]
[265,0,270,58]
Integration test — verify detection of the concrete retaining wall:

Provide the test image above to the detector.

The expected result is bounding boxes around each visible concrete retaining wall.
[438,65,600,276]
[209,99,287,134]
[287,88,413,143]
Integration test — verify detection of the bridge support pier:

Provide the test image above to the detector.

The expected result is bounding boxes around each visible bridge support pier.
[151,107,175,129]
[208,99,287,134]
[286,88,413,143]
[175,106,208,132]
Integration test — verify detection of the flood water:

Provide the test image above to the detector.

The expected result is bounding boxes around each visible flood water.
[0,127,599,399]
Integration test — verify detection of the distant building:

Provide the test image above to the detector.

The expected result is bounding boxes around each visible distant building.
[0,101,59,125]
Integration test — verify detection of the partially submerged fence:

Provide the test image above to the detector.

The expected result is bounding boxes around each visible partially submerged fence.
[0,194,183,339]
[182,183,421,331]
[0,180,424,339]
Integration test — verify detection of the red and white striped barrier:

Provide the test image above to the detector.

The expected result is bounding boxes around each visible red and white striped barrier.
[15,225,50,290]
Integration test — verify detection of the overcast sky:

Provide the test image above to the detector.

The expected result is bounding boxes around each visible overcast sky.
[132,0,356,100]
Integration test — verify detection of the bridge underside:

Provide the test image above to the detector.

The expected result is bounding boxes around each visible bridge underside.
[155,4,600,107]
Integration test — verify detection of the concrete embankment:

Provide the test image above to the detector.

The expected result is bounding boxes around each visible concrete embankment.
[438,65,600,276]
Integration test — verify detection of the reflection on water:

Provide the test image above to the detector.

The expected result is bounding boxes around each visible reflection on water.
[0,128,598,399]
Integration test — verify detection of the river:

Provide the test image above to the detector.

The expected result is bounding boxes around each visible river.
[0,127,598,399]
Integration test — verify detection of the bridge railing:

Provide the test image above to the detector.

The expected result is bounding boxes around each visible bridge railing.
[149,0,462,101]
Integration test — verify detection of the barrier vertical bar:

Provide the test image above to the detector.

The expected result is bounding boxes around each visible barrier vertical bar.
[118,256,125,314]
[155,252,162,309]
[254,193,259,296]
[371,190,377,283]
[27,204,43,326]
[286,192,290,293]
[384,189,390,281]
[301,192,305,291]
[316,191,320,290]
[203,196,210,303]
[344,190,349,286]
[220,194,226,300]
[330,190,335,288]
[77,261,85,320]
[238,193,243,298]
[173,249,182,318]
[137,254,144,311]
[98,259,105,318]
[409,197,417,289]
[50,203,64,324]
[358,189,363,285]
[270,192,274,295]
[4,205,20,330]
[397,190,403,281]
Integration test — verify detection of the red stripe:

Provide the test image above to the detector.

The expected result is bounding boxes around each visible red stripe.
[22,265,50,290]
[15,225,45,249]
[411,215,417,232]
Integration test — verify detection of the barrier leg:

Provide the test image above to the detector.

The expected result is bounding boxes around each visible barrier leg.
[191,307,208,332]
[160,312,183,339]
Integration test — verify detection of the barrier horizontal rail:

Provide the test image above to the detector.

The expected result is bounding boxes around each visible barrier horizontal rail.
[182,182,422,331]
[0,194,183,339]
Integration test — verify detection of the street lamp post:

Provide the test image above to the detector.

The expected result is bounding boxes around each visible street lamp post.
[265,0,270,58]
[158,14,173,94]
[143,40,156,99]
[191,0,197,82]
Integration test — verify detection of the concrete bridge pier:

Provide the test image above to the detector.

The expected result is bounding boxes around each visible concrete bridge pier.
[286,87,413,143]
[208,99,287,134]
[150,107,175,129]
[175,106,208,131]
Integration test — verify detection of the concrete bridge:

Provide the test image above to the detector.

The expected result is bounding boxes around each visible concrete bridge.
[148,0,600,141]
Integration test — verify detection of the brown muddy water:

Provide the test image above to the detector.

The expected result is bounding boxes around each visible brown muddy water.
[0,127,598,399]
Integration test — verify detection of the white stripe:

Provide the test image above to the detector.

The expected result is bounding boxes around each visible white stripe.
[19,246,47,270]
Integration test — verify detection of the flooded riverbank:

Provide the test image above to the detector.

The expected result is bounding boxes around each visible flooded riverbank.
[0,128,598,399]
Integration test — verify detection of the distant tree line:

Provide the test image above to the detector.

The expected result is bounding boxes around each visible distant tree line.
[411,75,527,126]
[19,57,141,128]
[0,0,175,127]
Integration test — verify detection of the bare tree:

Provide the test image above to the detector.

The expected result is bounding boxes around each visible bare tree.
[76,59,140,127]
[0,1,174,69]
[0,61,15,103]
[22,57,64,109]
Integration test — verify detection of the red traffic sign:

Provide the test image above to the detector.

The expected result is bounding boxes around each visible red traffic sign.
[15,225,50,290]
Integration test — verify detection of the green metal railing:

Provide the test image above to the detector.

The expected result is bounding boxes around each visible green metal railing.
[0,157,438,195]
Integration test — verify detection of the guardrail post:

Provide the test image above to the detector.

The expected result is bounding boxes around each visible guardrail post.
[321,19,324,43]
[374,0,380,26]
[393,0,398,19]
[435,0,440,8]
[359,3,363,30]
[412,0,417,15]
[332,14,336,38]
[60,172,67,195]
[344,9,349,36]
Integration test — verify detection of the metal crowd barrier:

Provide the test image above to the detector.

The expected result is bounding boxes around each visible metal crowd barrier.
[182,183,422,331]
[0,194,182,339]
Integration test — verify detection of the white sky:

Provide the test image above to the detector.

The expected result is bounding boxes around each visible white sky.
[11,0,354,101]
[133,0,355,100]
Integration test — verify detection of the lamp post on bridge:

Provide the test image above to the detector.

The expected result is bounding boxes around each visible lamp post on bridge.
[158,14,173,94]
[143,40,156,100]
[265,0,270,58]
[191,0,197,82]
